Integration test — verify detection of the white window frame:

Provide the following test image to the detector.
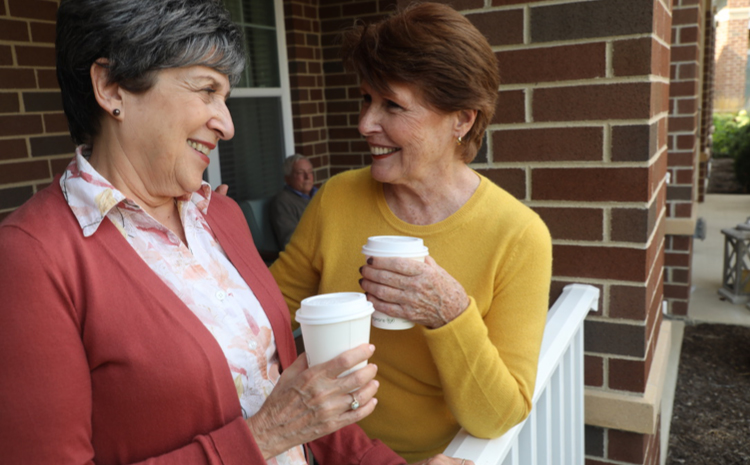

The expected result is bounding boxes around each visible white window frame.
[205,0,295,186]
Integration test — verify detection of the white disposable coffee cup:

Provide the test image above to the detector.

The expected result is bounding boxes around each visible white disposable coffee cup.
[361,236,429,330]
[295,292,374,377]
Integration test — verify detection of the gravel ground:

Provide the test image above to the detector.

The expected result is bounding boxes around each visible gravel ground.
[666,323,750,465]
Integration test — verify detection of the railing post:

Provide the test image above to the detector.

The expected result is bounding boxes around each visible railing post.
[444,284,599,465]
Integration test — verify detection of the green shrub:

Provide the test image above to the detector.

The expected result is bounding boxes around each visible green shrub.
[712,111,750,158]
[734,125,750,193]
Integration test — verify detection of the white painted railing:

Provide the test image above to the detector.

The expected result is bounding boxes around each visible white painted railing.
[444,284,599,465]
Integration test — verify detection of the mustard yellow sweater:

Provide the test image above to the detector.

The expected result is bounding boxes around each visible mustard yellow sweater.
[270,167,552,462]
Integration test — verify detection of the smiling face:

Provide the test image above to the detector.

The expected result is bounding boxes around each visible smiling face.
[118,65,234,198]
[358,81,463,187]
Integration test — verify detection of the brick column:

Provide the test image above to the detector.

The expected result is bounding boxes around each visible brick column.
[475,1,670,463]
[0,0,71,223]
[698,5,716,203]
[714,0,750,112]
[284,0,331,181]
[663,0,708,318]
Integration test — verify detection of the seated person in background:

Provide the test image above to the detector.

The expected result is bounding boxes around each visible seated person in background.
[271,154,318,247]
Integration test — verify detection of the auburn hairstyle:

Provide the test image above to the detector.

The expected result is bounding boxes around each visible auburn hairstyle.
[341,2,500,163]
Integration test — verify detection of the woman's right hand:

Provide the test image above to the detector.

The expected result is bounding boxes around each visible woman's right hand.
[246,344,379,459]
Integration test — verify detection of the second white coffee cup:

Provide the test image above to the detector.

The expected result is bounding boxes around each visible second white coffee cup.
[295,292,374,377]
[361,236,429,330]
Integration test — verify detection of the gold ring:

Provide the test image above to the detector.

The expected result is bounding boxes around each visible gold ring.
[350,393,360,410]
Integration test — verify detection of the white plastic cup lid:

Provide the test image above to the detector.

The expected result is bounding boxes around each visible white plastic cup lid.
[295,292,374,325]
[361,236,429,258]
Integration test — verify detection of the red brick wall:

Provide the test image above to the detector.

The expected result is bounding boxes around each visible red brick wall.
[0,0,71,223]
[284,0,331,182]
[319,0,398,176]
[714,1,750,111]
[586,424,661,465]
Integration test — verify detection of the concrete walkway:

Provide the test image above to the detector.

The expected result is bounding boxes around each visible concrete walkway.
[660,193,750,464]
[688,194,750,326]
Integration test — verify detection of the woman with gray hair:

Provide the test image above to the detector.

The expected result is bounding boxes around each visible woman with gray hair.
[0,1,450,464]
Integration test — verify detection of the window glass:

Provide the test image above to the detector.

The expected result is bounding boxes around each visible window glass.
[224,0,280,88]
[219,98,285,201]
[216,0,288,202]
[240,26,280,88]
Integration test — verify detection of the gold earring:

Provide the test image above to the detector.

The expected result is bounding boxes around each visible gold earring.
[456,136,463,146]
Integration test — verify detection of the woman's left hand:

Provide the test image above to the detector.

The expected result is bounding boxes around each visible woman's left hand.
[359,256,470,329]
[410,454,474,465]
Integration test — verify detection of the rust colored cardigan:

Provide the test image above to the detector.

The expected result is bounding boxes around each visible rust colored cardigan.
[0,178,403,465]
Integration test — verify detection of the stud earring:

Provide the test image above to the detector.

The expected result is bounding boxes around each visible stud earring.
[113,109,121,116]
[456,136,463,146]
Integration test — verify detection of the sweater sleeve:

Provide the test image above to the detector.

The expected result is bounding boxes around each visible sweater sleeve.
[422,217,553,439]
[0,226,265,465]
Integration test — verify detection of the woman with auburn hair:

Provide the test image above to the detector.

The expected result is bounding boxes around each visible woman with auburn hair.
[271,2,553,462]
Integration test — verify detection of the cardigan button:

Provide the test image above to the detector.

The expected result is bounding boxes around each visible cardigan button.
[216,290,227,301]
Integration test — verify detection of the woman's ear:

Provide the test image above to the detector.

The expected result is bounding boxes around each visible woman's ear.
[90,59,123,117]
[455,109,477,139]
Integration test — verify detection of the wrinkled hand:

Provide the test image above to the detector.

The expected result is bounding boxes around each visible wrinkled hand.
[359,256,470,329]
[214,184,229,196]
[246,344,379,459]
[411,454,474,465]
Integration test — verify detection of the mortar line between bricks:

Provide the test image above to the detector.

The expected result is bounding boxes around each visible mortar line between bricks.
[525,200,651,208]
[551,238,655,250]
[603,206,611,242]
[488,120,657,130]
[497,75,669,91]
[471,160,653,169]
[555,277,648,289]
[602,282,611,318]
[459,0,618,15]
[490,33,664,52]
[523,5,530,45]
[603,123,612,163]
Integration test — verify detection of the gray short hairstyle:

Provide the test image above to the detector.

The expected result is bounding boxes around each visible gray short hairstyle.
[56,0,245,146]
[283,154,309,177]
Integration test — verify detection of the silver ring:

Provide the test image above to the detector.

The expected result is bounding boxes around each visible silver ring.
[349,393,360,410]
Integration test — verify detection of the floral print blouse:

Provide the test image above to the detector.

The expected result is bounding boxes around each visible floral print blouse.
[61,147,305,465]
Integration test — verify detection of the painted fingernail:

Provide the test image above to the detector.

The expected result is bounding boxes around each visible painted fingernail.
[358,278,363,286]
[367,257,373,265]
[359,266,363,274]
